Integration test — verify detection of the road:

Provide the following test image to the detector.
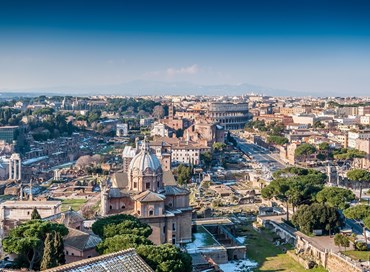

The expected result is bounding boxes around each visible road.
[233,136,286,172]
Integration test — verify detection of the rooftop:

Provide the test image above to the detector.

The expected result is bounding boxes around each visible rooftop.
[0,200,62,208]
[45,248,153,272]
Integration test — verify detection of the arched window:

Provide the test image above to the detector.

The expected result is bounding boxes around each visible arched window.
[149,210,154,216]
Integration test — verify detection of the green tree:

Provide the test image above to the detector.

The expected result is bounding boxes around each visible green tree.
[334,148,366,160]
[267,135,289,146]
[262,171,325,219]
[212,142,226,152]
[136,244,192,272]
[347,169,370,199]
[54,231,66,267]
[334,234,350,251]
[177,164,192,185]
[292,203,343,235]
[92,214,152,239]
[200,152,212,168]
[295,143,317,165]
[40,232,56,270]
[261,179,291,220]
[96,234,153,254]
[2,220,68,270]
[344,205,370,243]
[31,207,41,220]
[313,121,325,129]
[318,142,330,151]
[316,187,355,210]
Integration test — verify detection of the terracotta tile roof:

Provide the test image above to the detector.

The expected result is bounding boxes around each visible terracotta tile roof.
[163,170,177,186]
[45,248,153,272]
[43,210,84,226]
[133,190,166,202]
[164,185,189,196]
[64,228,102,251]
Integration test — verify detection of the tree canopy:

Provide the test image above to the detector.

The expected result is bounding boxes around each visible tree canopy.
[292,203,344,235]
[93,214,191,272]
[92,214,152,239]
[2,220,68,270]
[344,204,370,242]
[316,187,355,210]
[262,167,327,219]
[333,148,366,160]
[347,169,370,199]
[212,142,226,151]
[294,143,316,157]
[40,231,65,270]
[96,234,153,254]
[267,135,289,146]
[334,234,350,251]
[31,207,41,220]
[176,164,192,185]
[136,244,192,272]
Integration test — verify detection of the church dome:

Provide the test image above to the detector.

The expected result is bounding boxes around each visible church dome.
[129,138,161,173]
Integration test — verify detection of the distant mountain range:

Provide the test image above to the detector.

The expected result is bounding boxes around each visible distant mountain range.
[0,80,332,97]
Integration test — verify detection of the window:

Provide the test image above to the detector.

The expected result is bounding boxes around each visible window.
[121,204,125,209]
[149,210,154,216]
[137,210,141,215]
[66,251,69,255]
[172,223,176,231]
[146,183,150,189]
[163,226,166,234]
[110,205,112,210]
[133,182,137,188]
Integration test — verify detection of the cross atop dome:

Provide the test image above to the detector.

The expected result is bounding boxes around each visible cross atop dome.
[141,136,149,152]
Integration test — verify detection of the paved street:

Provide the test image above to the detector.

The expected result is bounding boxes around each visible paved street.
[233,136,286,172]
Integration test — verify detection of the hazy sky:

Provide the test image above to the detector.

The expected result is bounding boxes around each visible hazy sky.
[1,0,370,95]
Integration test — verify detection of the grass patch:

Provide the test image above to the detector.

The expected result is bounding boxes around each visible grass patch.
[342,250,370,261]
[257,253,327,272]
[242,224,327,272]
[60,198,87,212]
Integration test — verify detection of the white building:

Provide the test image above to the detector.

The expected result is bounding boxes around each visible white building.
[348,130,370,149]
[172,146,208,166]
[150,122,170,137]
[116,123,129,137]
[292,114,316,125]
[360,115,370,125]
[334,116,360,126]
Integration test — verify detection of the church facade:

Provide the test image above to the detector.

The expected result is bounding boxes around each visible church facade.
[101,138,192,245]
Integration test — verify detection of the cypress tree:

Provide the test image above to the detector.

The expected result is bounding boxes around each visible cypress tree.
[54,231,66,266]
[31,207,41,220]
[41,232,56,270]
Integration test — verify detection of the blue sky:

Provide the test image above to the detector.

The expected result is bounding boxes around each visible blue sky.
[1,0,370,95]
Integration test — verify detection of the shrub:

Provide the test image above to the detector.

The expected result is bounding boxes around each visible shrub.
[354,241,368,251]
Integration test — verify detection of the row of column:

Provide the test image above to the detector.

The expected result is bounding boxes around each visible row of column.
[9,157,21,180]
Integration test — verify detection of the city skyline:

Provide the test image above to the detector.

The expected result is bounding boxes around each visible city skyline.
[1,0,370,95]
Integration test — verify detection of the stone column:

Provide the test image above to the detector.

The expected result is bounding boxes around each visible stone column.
[18,159,21,181]
[9,160,12,180]
[13,160,17,180]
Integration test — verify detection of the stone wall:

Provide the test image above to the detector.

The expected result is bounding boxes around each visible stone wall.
[287,251,314,269]
[326,252,365,272]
